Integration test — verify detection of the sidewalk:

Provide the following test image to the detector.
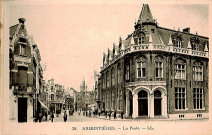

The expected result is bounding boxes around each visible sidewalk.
[92,115,209,121]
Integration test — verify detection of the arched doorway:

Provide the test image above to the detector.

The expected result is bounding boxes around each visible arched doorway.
[154,90,162,116]
[138,90,148,116]
[129,91,133,117]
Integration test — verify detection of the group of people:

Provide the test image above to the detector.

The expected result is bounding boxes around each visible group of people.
[98,109,124,120]
[49,111,68,122]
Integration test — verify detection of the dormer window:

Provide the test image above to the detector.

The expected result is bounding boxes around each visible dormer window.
[19,44,26,55]
[190,37,201,51]
[138,32,145,44]
[171,33,183,48]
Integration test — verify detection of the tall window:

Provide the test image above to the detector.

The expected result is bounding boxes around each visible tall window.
[118,90,122,110]
[106,71,109,88]
[193,62,203,81]
[51,94,54,101]
[137,57,146,78]
[107,92,110,109]
[111,68,115,86]
[176,40,182,48]
[112,91,115,110]
[175,59,186,80]
[137,32,145,45]
[155,56,163,78]
[175,87,186,109]
[125,64,130,80]
[102,74,105,89]
[193,88,203,109]
[193,43,201,51]
[103,93,105,103]
[117,64,121,83]
[19,44,26,55]
[18,67,27,91]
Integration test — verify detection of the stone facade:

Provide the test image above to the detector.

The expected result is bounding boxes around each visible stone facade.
[97,4,209,119]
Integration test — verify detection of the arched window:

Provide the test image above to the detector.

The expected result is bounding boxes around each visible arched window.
[136,56,147,78]
[155,56,163,78]
[118,89,122,110]
[138,90,148,98]
[51,94,54,101]
[107,92,110,109]
[111,68,115,86]
[102,74,105,89]
[117,64,121,83]
[193,61,203,81]
[106,71,109,88]
[112,91,115,110]
[175,59,186,80]
[125,63,130,80]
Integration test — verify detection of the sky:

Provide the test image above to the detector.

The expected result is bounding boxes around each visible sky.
[6,0,209,92]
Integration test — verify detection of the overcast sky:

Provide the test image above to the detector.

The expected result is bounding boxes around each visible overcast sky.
[6,0,209,91]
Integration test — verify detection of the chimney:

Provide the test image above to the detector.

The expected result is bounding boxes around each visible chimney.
[18,18,26,24]
[183,27,190,33]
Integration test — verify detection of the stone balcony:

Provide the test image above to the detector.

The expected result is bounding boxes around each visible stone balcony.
[101,43,209,71]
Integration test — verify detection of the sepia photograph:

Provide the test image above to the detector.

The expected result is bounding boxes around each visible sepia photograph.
[1,0,211,134]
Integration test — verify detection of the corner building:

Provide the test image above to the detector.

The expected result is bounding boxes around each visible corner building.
[98,4,209,119]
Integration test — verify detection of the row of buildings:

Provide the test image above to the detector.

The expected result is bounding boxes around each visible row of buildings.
[9,18,80,122]
[94,4,209,119]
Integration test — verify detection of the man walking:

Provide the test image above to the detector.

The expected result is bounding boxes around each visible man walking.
[114,110,116,119]
[63,111,67,122]
[51,112,54,122]
[121,111,124,119]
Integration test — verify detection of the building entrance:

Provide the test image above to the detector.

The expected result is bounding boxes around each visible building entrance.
[154,90,162,116]
[138,90,148,116]
[18,98,27,122]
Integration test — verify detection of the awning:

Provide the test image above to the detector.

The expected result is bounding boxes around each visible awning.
[38,99,49,111]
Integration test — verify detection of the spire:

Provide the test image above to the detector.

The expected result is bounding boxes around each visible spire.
[204,42,208,52]
[149,33,153,43]
[130,35,135,45]
[168,35,173,46]
[138,4,154,24]
[187,40,191,49]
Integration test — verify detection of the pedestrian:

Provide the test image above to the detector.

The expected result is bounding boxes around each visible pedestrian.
[114,110,116,119]
[98,110,101,117]
[38,112,42,123]
[86,110,87,116]
[51,112,54,122]
[63,111,67,122]
[45,112,48,121]
[89,110,91,118]
[121,111,124,119]
[105,111,107,118]
[109,110,111,120]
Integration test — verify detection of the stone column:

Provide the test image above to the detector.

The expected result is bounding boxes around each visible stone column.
[163,93,168,118]
[132,94,138,118]
[125,89,129,118]
[150,94,154,118]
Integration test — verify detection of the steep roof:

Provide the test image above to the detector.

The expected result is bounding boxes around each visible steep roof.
[138,4,154,24]
[9,24,19,37]
[157,26,208,49]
